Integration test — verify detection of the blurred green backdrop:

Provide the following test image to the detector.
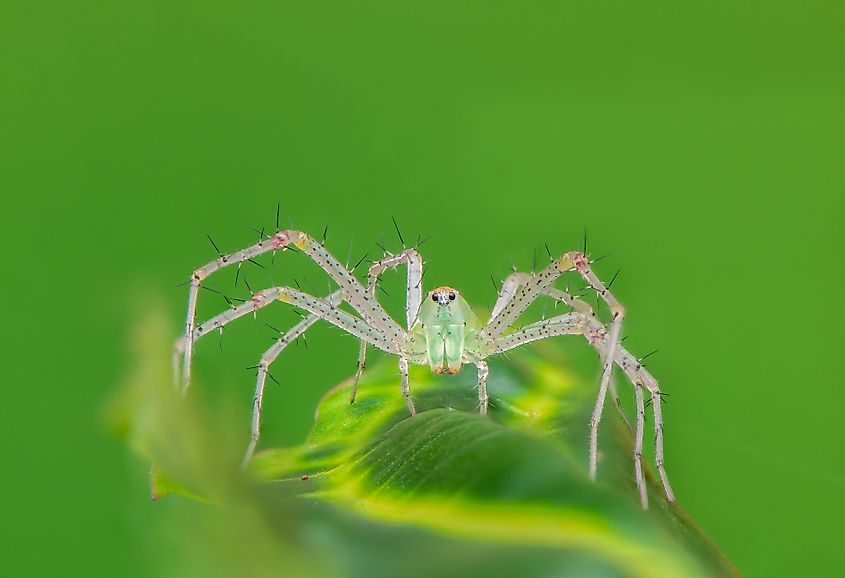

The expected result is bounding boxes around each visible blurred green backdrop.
[1,1,843,577]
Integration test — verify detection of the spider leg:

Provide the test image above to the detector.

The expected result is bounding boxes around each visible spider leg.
[487,313,663,507]
[352,341,367,404]
[489,273,634,433]
[488,313,590,353]
[615,349,676,503]
[399,357,414,415]
[589,314,622,480]
[489,272,532,319]
[173,336,186,388]
[484,251,617,337]
[242,290,345,468]
[632,378,648,508]
[556,254,627,482]
[484,255,625,482]
[182,230,405,393]
[188,285,409,463]
[589,324,675,504]
[476,360,489,415]
[351,248,424,404]
[650,383,674,503]
[490,274,624,413]
[192,286,398,354]
[369,248,425,328]
[608,373,633,434]
[545,287,631,436]
[484,262,570,338]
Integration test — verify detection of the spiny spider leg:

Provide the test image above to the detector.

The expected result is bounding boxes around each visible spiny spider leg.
[351,248,424,404]
[587,322,674,505]
[490,273,632,431]
[182,230,404,393]
[483,253,625,484]
[183,231,293,391]
[399,357,414,414]
[537,286,633,433]
[591,314,622,479]
[632,378,648,508]
[607,374,633,434]
[614,349,675,503]
[563,254,626,484]
[489,313,590,352]
[487,311,673,506]
[185,283,400,463]
[490,271,532,319]
[484,259,572,338]
[490,272,633,426]
[489,272,590,318]
[369,248,424,328]
[475,360,489,414]
[650,383,673,502]
[178,224,674,510]
[191,286,399,354]
[241,290,345,468]
[173,337,186,388]
[485,252,619,337]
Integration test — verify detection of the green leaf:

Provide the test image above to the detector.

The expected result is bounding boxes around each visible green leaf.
[248,354,738,578]
[112,309,739,578]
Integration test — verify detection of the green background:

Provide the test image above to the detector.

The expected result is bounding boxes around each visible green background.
[1,1,843,576]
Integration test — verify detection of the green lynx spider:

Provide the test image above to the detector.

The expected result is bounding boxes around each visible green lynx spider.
[176,227,675,509]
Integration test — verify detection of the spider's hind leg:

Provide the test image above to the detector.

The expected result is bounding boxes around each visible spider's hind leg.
[632,379,649,508]
[485,253,626,484]
[557,252,627,483]
[618,353,676,504]
[488,310,659,508]
[592,329,676,505]
[609,373,633,434]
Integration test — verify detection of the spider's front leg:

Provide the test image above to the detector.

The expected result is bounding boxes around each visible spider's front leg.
[351,248,424,404]
[613,347,676,504]
[580,326,676,506]
[180,229,405,394]
[489,272,632,433]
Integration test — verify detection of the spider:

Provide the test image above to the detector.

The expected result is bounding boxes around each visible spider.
[175,223,675,509]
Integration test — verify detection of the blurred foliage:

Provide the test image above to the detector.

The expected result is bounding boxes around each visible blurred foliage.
[109,301,738,578]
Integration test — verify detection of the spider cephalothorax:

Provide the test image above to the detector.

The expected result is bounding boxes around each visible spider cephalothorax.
[175,224,675,510]
[413,287,481,375]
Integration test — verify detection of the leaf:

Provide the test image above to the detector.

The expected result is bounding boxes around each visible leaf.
[113,307,739,578]
[247,354,739,578]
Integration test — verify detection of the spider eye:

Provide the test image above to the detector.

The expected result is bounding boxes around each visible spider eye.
[431,294,439,302]
[448,292,456,301]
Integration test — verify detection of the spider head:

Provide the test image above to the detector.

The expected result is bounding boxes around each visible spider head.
[429,286,459,306]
